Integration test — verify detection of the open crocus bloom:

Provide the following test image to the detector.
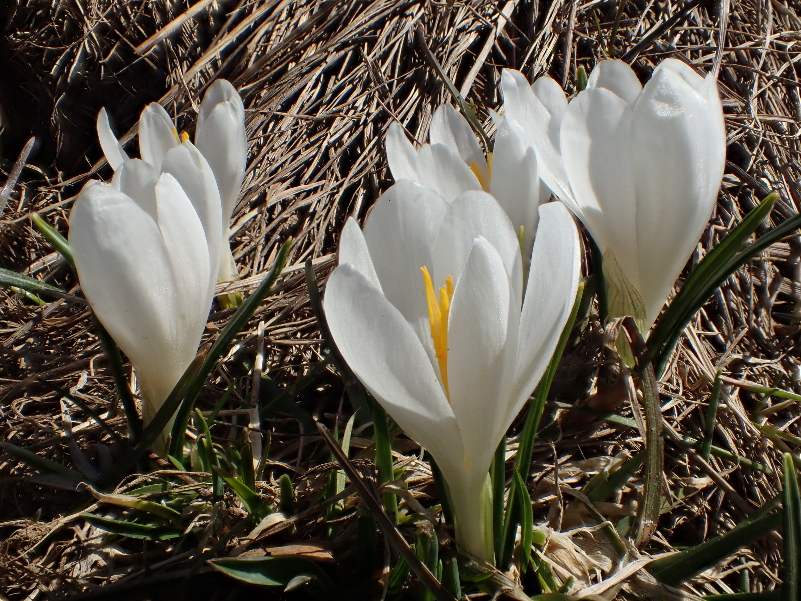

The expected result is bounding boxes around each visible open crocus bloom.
[501,59,726,328]
[385,105,550,261]
[69,157,221,449]
[97,79,246,282]
[324,180,581,562]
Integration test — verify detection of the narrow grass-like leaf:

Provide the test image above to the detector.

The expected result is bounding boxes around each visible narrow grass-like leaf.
[517,282,585,480]
[279,474,295,515]
[0,267,66,296]
[701,371,723,460]
[704,593,781,600]
[371,400,399,522]
[584,451,645,503]
[416,530,439,601]
[782,453,801,601]
[213,465,268,518]
[31,212,75,271]
[647,496,781,586]
[512,469,534,572]
[209,556,336,598]
[492,437,506,565]
[647,193,782,374]
[9,285,46,305]
[93,317,142,444]
[442,557,461,599]
[0,441,83,484]
[82,513,182,540]
[82,484,181,521]
[169,238,293,458]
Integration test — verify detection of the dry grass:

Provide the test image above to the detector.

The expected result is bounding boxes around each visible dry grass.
[1,0,801,598]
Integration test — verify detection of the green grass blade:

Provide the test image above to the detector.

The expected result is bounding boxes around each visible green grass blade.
[701,371,723,460]
[31,212,75,271]
[168,238,293,458]
[212,465,269,518]
[584,451,645,503]
[82,513,182,540]
[782,453,801,601]
[512,469,534,573]
[492,437,506,565]
[517,282,585,480]
[647,193,780,373]
[0,441,84,484]
[0,267,66,296]
[209,556,337,597]
[82,484,181,521]
[93,317,142,444]
[647,496,781,586]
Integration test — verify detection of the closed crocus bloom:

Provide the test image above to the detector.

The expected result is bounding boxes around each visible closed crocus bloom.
[385,105,550,261]
[97,79,247,282]
[501,59,726,328]
[69,156,221,448]
[324,180,581,562]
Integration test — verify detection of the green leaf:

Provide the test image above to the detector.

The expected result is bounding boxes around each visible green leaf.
[209,556,336,598]
[647,193,783,374]
[82,484,181,521]
[701,371,723,460]
[647,496,781,586]
[213,465,269,518]
[704,593,781,600]
[512,468,534,572]
[279,474,295,515]
[782,453,801,601]
[168,237,293,459]
[492,437,506,565]
[31,212,75,271]
[0,441,83,484]
[584,451,645,503]
[82,513,182,540]
[0,267,66,297]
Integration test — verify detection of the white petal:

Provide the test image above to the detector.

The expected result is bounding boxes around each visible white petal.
[195,100,247,223]
[385,122,421,183]
[447,237,519,479]
[490,120,549,260]
[513,202,581,409]
[97,108,128,171]
[112,159,160,220]
[362,180,448,350]
[197,80,245,134]
[501,70,574,208]
[560,87,639,282]
[154,173,213,361]
[587,59,643,103]
[429,105,486,175]
[416,143,482,202]
[338,218,382,293]
[139,103,179,168]
[69,182,187,410]
[628,64,725,325]
[161,142,223,284]
[324,263,461,463]
[433,190,523,305]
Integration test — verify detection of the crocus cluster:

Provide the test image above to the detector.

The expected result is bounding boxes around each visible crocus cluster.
[325,58,725,562]
[69,81,247,444]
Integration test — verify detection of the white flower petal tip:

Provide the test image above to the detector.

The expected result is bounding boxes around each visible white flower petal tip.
[97,108,128,171]
[505,58,726,330]
[325,183,579,563]
[69,171,215,449]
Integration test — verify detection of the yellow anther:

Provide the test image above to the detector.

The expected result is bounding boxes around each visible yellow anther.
[180,131,190,143]
[171,127,180,143]
[422,267,454,399]
[468,152,494,192]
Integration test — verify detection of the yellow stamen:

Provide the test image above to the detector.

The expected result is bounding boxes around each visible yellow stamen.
[468,152,494,192]
[171,127,180,143]
[180,131,190,143]
[422,267,454,399]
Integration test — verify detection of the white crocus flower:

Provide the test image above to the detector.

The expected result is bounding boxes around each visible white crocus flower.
[385,105,550,261]
[501,59,726,328]
[97,79,246,282]
[69,155,221,449]
[323,180,581,562]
